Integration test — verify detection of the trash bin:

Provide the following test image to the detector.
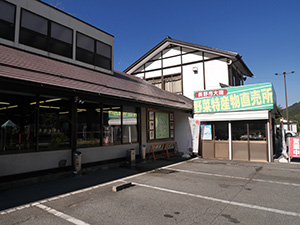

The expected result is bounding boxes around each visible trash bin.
[140,145,146,161]
[73,151,82,174]
[127,149,136,165]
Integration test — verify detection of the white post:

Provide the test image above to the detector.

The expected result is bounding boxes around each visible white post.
[128,126,131,143]
[228,122,232,160]
[267,121,272,162]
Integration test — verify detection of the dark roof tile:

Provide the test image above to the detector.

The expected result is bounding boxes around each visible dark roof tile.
[0,45,192,111]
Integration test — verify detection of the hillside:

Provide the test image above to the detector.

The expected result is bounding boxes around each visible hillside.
[280,101,300,130]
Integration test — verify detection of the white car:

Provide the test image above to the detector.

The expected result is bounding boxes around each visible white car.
[285,130,297,138]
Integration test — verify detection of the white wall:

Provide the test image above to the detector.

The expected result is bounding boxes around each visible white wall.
[0,142,141,177]
[80,144,139,164]
[136,49,230,101]
[182,62,204,99]
[140,108,191,156]
[0,150,72,177]
[174,111,192,155]
[205,59,229,89]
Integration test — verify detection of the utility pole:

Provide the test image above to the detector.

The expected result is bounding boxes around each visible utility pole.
[275,71,295,130]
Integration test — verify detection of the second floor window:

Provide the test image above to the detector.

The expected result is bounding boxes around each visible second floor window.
[76,32,112,70]
[146,74,182,94]
[0,0,16,41]
[19,9,73,58]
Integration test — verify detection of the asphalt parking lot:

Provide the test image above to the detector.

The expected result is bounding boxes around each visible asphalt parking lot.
[1,157,300,224]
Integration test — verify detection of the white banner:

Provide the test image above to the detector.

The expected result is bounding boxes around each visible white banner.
[189,117,200,153]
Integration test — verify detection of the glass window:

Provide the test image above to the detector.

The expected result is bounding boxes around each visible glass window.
[51,22,72,44]
[76,32,94,52]
[122,107,138,144]
[231,120,266,141]
[77,102,100,148]
[0,93,36,152]
[0,0,15,23]
[49,38,72,58]
[146,74,182,94]
[76,32,112,70]
[49,22,73,58]
[249,120,266,141]
[146,77,162,89]
[95,54,111,70]
[39,97,70,150]
[20,10,48,50]
[76,48,94,65]
[214,122,228,140]
[0,0,15,41]
[96,41,111,58]
[232,121,248,141]
[103,106,122,145]
[164,74,182,93]
[19,10,73,58]
[21,10,48,35]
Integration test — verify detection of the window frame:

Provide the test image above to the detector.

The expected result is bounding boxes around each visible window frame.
[19,9,73,58]
[76,32,112,70]
[146,73,182,94]
[0,0,16,41]
[147,109,174,142]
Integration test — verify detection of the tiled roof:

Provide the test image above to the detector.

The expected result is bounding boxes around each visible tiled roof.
[0,44,193,111]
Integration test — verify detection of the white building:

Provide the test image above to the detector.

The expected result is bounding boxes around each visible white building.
[124,36,253,99]
[125,37,279,162]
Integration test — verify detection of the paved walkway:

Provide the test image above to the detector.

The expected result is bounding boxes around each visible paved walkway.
[0,156,188,211]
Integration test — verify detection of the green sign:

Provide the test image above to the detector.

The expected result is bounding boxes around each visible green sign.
[194,83,274,113]
[108,111,137,119]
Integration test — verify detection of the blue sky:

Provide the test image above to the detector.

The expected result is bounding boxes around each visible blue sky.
[42,0,300,108]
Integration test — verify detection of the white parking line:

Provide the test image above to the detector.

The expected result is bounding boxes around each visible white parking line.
[34,203,90,225]
[133,182,300,218]
[0,158,197,216]
[166,168,300,187]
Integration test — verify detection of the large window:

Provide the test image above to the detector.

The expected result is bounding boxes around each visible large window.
[20,9,48,51]
[49,22,73,58]
[146,74,182,94]
[77,102,100,148]
[76,32,112,70]
[122,107,138,144]
[231,120,266,141]
[38,96,70,150]
[201,122,228,141]
[0,0,16,41]
[232,121,247,141]
[147,109,174,141]
[0,91,140,153]
[249,121,266,141]
[146,77,162,89]
[19,9,73,58]
[103,106,122,145]
[0,92,36,152]
[164,74,182,93]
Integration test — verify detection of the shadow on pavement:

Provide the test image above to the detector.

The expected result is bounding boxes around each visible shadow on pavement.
[0,156,189,211]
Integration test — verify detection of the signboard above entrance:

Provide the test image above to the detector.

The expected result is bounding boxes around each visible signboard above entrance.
[194,83,274,113]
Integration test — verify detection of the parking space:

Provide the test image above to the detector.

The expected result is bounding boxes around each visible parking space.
[1,158,300,224]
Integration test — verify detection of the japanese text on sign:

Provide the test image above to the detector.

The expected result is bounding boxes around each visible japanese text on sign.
[289,137,300,158]
[194,83,274,113]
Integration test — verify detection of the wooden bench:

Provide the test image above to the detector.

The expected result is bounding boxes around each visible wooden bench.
[149,142,179,160]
